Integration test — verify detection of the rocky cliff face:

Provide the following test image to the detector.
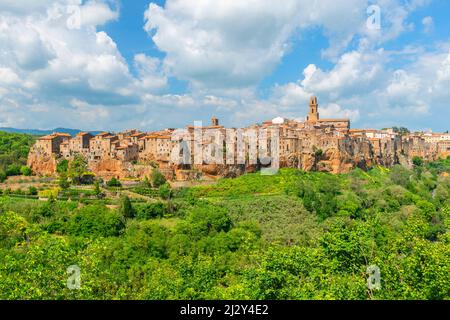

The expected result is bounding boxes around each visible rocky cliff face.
[287,135,405,174]
[27,132,440,180]
[88,159,130,180]
[27,150,57,176]
[88,159,157,180]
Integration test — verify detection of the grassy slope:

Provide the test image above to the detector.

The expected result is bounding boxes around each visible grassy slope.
[0,140,449,299]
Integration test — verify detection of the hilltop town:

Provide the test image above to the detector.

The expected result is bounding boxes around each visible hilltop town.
[27,97,450,181]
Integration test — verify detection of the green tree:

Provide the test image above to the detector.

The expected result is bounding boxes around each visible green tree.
[179,204,233,239]
[66,205,125,237]
[120,196,136,219]
[56,159,69,173]
[28,186,38,196]
[412,156,424,167]
[158,183,173,200]
[68,155,88,184]
[135,202,166,220]
[151,169,166,188]
[390,165,411,188]
[107,177,122,187]
[6,164,21,176]
[58,172,70,190]
[144,176,151,188]
[0,132,35,178]
[297,174,340,220]
[93,180,104,199]
[313,147,323,170]
[0,211,29,247]
[32,197,57,219]
[0,170,6,183]
[20,166,32,176]
[392,127,410,136]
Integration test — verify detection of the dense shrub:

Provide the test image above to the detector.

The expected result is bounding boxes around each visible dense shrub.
[107,177,122,187]
[178,204,233,239]
[119,196,136,219]
[390,165,412,188]
[135,202,166,220]
[5,164,21,176]
[20,166,32,176]
[412,156,424,167]
[158,183,173,200]
[66,205,125,237]
[296,174,341,220]
[56,159,69,173]
[0,132,35,178]
[0,171,6,183]
[151,169,166,188]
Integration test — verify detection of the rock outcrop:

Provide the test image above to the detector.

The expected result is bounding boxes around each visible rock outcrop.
[27,131,444,180]
[27,150,57,176]
[27,95,449,180]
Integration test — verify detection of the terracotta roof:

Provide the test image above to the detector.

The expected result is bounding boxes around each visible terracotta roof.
[103,135,117,140]
[318,119,350,122]
[96,132,110,137]
[144,134,160,139]
[143,134,173,140]
[131,132,145,137]
[39,133,71,140]
[76,132,91,137]
[54,132,72,137]
[38,135,56,140]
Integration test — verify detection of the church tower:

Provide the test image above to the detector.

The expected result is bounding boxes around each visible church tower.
[307,96,319,123]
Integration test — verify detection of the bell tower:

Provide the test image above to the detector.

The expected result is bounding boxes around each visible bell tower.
[307,96,319,123]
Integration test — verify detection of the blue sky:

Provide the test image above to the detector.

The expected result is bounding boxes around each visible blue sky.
[0,0,449,132]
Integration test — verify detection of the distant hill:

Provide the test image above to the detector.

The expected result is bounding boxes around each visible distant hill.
[0,127,102,137]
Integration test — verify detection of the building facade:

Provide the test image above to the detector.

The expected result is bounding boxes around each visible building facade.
[27,97,449,180]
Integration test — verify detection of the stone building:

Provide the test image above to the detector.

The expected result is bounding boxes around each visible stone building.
[27,96,448,180]
[71,132,94,153]
[60,132,94,159]
[139,131,177,165]
[116,144,139,162]
[89,133,118,160]
[307,96,350,132]
[33,133,71,156]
